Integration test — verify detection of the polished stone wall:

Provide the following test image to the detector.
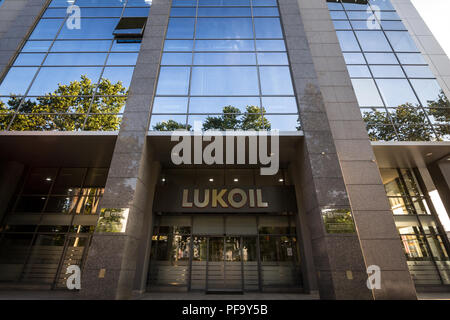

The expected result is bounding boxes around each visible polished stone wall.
[293,0,417,299]
[79,0,169,299]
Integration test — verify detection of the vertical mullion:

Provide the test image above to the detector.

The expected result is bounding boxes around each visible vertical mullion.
[184,0,199,128]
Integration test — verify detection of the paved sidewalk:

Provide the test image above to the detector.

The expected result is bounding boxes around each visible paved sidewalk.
[135,292,320,300]
[0,290,448,300]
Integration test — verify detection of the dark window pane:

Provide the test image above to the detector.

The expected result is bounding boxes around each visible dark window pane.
[24,168,57,194]
[15,196,46,212]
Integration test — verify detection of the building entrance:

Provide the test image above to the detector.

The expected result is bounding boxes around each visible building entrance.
[190,236,259,292]
[147,215,303,292]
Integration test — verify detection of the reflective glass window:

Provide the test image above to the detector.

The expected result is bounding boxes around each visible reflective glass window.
[196,40,255,51]
[166,18,195,39]
[151,0,298,131]
[364,52,398,64]
[343,53,365,64]
[376,79,419,107]
[351,79,384,107]
[385,31,419,52]
[397,53,427,65]
[336,31,360,51]
[403,66,435,79]
[370,65,405,78]
[196,18,253,39]
[161,53,193,65]
[259,67,294,95]
[190,67,259,95]
[410,79,443,107]
[355,31,392,52]
[347,65,371,78]
[254,18,283,38]
[156,67,191,95]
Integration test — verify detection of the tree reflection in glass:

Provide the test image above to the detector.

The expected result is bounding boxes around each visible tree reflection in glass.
[0,75,126,131]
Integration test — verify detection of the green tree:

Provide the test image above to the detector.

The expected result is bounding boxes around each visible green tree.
[0,75,127,131]
[202,105,270,131]
[363,89,450,141]
[152,119,192,131]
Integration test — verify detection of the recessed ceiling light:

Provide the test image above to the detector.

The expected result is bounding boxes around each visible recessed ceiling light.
[68,189,73,192]
[161,178,166,182]
[209,178,214,182]
[278,178,284,182]
[426,152,433,157]
[45,177,52,181]
[233,178,239,182]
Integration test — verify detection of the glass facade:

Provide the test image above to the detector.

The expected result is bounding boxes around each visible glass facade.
[327,0,450,141]
[381,168,450,285]
[0,0,151,131]
[0,167,108,286]
[149,0,300,131]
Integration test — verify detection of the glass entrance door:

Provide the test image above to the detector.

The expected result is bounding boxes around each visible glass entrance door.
[207,237,242,292]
